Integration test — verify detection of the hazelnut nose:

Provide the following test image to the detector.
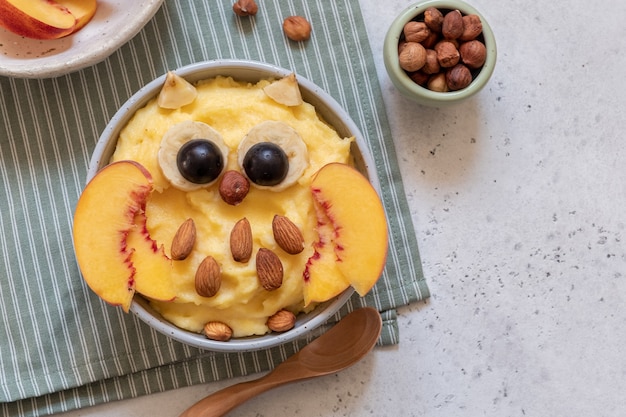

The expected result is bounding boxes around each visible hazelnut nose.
[218,170,251,205]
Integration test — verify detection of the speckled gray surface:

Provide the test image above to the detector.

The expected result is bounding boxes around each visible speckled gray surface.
[55,0,626,415]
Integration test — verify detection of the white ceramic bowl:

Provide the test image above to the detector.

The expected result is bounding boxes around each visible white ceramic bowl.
[89,59,379,352]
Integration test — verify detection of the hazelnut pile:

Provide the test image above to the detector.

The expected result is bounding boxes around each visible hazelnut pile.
[398,7,487,92]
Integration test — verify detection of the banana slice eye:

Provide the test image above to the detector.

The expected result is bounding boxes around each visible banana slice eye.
[237,121,309,191]
[159,121,229,191]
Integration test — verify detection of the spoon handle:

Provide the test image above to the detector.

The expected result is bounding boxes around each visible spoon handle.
[178,308,382,417]
[178,368,299,417]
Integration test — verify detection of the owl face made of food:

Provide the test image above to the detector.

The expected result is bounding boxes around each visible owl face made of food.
[72,73,388,340]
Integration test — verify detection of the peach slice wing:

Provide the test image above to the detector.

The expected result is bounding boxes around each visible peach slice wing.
[303,198,350,306]
[73,161,152,311]
[73,160,175,312]
[308,163,389,298]
[127,212,175,302]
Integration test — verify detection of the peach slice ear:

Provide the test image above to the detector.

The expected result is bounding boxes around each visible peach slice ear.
[73,160,174,312]
[304,163,388,301]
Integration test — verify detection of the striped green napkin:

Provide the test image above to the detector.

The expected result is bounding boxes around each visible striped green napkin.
[0,1,428,416]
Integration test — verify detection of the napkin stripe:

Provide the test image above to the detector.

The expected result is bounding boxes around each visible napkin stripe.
[0,152,29,402]
[2,97,57,398]
[34,86,88,394]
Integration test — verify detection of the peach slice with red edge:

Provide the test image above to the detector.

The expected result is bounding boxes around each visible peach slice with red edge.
[73,160,175,313]
[126,212,176,302]
[303,163,388,304]
[58,0,97,31]
[0,0,96,40]
[303,197,350,306]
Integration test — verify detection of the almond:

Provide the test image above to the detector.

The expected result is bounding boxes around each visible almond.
[171,218,196,260]
[230,218,253,262]
[267,309,296,332]
[272,214,305,254]
[204,321,232,341]
[256,248,283,291]
[195,256,221,297]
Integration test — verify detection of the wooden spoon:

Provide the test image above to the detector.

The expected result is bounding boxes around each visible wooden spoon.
[179,307,382,417]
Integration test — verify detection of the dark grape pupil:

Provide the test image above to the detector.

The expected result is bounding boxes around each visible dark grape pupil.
[177,139,223,184]
[243,142,289,186]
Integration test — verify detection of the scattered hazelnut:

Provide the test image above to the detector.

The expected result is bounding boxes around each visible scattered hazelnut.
[403,21,430,43]
[283,16,312,41]
[232,0,258,16]
[446,64,472,90]
[422,49,440,75]
[460,14,483,41]
[399,42,426,72]
[434,40,460,68]
[459,39,487,69]
[442,9,464,40]
[423,7,444,33]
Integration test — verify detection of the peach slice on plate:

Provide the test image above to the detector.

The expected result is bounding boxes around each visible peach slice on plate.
[0,0,97,40]
[59,0,97,31]
[303,163,389,305]
[73,160,175,312]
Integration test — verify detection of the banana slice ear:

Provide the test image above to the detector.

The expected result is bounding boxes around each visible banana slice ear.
[158,121,229,191]
[158,71,198,109]
[237,121,309,191]
[263,74,303,107]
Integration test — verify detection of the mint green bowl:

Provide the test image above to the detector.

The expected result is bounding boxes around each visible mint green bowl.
[383,0,497,106]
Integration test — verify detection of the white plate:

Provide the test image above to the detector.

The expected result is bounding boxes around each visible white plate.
[0,0,164,79]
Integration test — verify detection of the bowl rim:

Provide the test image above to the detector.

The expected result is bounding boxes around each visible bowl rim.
[383,0,497,104]
[87,59,380,352]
